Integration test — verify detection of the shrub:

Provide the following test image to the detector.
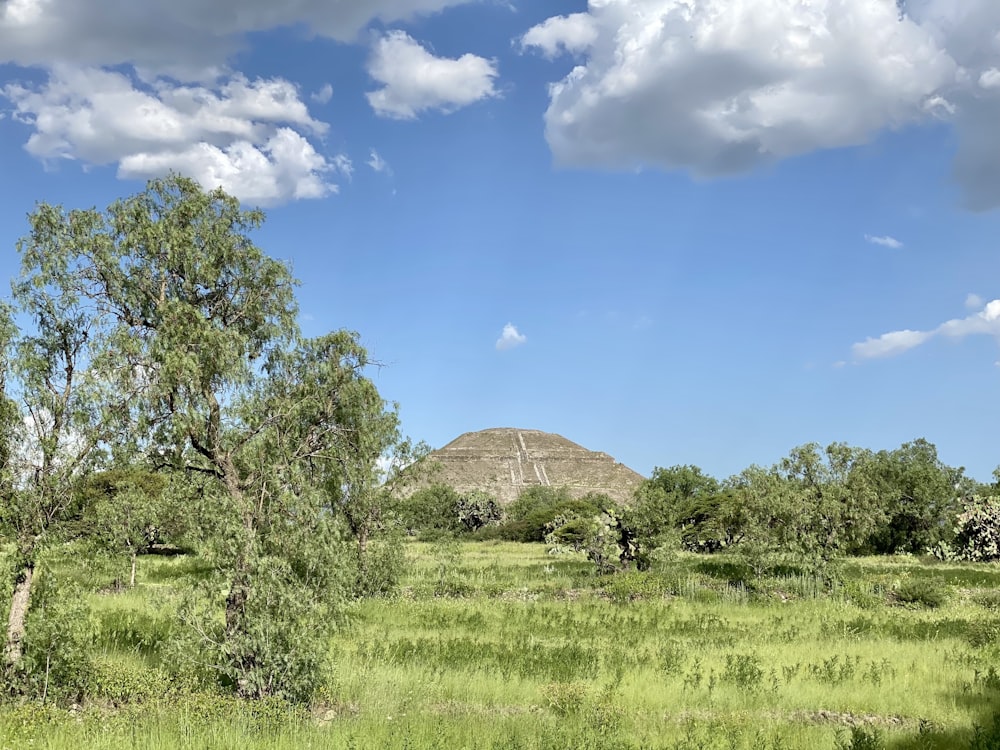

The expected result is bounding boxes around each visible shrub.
[455,491,503,531]
[89,657,172,705]
[953,496,1000,562]
[7,570,95,702]
[541,681,589,715]
[893,577,948,609]
[396,484,462,537]
[836,726,885,750]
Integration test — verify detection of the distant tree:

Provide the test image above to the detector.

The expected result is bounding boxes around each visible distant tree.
[398,484,463,536]
[731,443,878,578]
[631,465,731,553]
[79,467,189,588]
[495,486,609,543]
[859,439,964,554]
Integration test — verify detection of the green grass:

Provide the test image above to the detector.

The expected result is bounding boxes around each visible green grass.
[3,542,1000,749]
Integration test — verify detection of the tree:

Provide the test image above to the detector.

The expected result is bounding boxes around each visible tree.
[860,439,964,554]
[80,467,181,588]
[398,483,463,536]
[730,443,878,579]
[13,175,397,701]
[631,465,732,553]
[1,221,118,676]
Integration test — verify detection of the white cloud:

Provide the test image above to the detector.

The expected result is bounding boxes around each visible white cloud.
[980,68,1000,89]
[852,329,933,360]
[865,234,904,249]
[366,31,499,119]
[368,148,391,174]
[312,83,333,104]
[496,323,526,351]
[966,293,985,311]
[852,299,1000,361]
[526,0,1000,209]
[3,66,337,206]
[0,0,476,74]
[519,13,598,58]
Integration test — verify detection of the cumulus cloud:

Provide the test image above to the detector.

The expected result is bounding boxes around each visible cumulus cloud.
[366,31,498,119]
[865,234,904,249]
[496,323,527,351]
[0,0,475,74]
[852,299,1000,361]
[311,83,333,104]
[2,66,340,205]
[966,293,985,310]
[519,13,598,58]
[525,0,1000,209]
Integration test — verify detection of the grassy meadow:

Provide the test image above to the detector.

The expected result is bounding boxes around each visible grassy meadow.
[4,541,1000,749]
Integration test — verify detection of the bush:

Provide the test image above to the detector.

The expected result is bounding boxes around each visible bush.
[893,577,948,609]
[455,491,503,531]
[495,492,609,543]
[953,496,1000,562]
[396,484,462,537]
[170,555,341,704]
[7,570,95,702]
[541,681,589,715]
[89,657,172,705]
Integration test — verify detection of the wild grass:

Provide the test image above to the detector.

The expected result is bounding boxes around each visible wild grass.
[3,542,1000,749]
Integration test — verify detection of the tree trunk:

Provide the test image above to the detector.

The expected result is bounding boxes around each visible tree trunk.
[225,565,250,638]
[129,550,137,588]
[4,563,34,669]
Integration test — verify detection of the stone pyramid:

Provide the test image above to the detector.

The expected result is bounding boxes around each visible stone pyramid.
[415,428,644,505]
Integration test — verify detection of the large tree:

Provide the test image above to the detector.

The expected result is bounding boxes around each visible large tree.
[731,443,879,578]
[13,175,399,700]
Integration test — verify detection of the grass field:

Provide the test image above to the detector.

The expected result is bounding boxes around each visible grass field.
[4,541,1000,749]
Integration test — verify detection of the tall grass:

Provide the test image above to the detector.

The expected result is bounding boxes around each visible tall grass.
[3,542,1000,749]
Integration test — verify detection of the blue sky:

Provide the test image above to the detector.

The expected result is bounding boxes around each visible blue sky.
[2,0,1000,482]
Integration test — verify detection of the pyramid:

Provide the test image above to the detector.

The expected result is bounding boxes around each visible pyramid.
[413,428,645,505]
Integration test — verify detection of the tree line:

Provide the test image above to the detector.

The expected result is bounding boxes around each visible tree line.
[402,439,1000,577]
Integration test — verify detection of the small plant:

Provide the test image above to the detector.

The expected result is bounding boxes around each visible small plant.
[541,681,589,715]
[893,577,948,608]
[836,726,885,750]
[723,652,764,692]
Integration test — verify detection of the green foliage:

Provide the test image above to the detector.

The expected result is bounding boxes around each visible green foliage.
[730,443,879,579]
[722,652,764,692]
[541,681,589,715]
[546,508,639,574]
[174,553,343,704]
[351,534,405,598]
[13,175,403,701]
[397,484,463,537]
[893,577,948,609]
[455,490,504,531]
[7,570,94,702]
[88,657,173,705]
[836,726,885,750]
[859,439,964,555]
[632,465,734,554]
[952,496,1000,562]
[496,488,607,543]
